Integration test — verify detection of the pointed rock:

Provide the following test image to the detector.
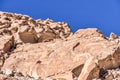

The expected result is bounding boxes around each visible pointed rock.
[109,32,119,40]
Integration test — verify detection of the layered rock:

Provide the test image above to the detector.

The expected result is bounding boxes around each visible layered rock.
[0,12,120,80]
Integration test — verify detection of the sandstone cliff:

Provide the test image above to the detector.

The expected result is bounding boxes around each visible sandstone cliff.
[0,12,120,80]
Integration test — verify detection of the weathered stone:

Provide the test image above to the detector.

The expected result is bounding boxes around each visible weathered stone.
[0,12,72,43]
[18,32,38,43]
[3,36,15,53]
[1,28,120,80]
[109,32,119,40]
[0,11,120,80]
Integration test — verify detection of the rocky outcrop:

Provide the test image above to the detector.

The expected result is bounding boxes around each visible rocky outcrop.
[0,12,72,43]
[0,12,120,80]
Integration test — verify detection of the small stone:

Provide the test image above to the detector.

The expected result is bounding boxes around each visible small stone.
[109,32,119,40]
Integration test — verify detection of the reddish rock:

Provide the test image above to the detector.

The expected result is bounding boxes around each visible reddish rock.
[3,36,15,53]
[0,12,120,80]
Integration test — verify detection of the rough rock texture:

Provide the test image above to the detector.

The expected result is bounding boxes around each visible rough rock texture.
[0,12,120,80]
[0,11,72,43]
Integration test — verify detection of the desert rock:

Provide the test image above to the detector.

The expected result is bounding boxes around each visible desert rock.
[0,12,120,80]
[109,32,119,40]
[0,11,72,43]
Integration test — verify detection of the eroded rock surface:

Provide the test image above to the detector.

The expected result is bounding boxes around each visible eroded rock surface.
[0,11,72,43]
[0,12,120,80]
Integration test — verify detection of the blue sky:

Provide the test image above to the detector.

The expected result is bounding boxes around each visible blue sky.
[0,0,120,36]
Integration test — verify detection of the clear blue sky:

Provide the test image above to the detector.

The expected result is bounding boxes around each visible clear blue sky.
[0,0,120,36]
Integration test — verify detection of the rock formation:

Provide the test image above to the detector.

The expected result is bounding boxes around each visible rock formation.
[0,11,120,80]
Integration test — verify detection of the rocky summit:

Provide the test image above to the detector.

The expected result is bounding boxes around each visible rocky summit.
[0,11,120,80]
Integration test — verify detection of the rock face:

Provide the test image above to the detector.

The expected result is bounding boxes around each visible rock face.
[0,12,120,80]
